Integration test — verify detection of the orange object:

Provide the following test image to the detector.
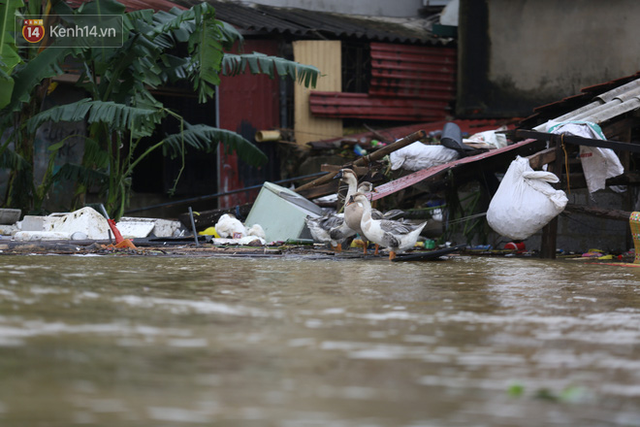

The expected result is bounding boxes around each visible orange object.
[107,219,124,244]
[106,218,136,249]
[115,239,137,250]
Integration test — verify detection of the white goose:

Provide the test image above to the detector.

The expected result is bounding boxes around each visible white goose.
[351,192,426,260]
[334,168,362,207]
[337,169,403,254]
[305,170,373,251]
[305,213,353,251]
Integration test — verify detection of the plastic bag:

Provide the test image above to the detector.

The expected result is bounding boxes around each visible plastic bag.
[463,126,509,149]
[389,142,458,171]
[548,121,624,193]
[487,156,568,240]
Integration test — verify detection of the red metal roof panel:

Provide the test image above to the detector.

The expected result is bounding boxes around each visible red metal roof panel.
[309,92,449,121]
[369,42,456,100]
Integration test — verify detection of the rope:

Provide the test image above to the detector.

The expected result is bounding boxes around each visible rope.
[561,134,571,195]
[446,212,487,225]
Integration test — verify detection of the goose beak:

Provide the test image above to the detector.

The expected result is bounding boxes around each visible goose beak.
[333,170,343,180]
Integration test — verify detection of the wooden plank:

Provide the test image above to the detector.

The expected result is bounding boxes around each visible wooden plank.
[294,130,427,193]
[296,181,339,200]
[320,164,370,175]
[516,129,640,153]
[540,141,563,259]
[293,40,343,145]
[370,138,544,201]
[526,147,556,169]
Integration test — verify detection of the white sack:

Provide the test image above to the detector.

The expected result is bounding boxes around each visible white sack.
[487,156,568,240]
[463,126,508,149]
[389,142,458,171]
[548,121,624,193]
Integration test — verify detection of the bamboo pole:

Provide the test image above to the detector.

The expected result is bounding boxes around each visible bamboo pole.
[294,129,426,193]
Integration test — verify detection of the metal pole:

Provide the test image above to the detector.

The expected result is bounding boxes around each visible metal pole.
[188,206,199,247]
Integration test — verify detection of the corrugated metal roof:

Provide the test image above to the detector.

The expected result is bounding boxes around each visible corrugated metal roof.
[202,1,445,45]
[67,0,448,44]
[520,71,640,130]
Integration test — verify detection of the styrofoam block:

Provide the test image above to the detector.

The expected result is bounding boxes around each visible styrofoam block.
[0,209,21,225]
[20,216,45,231]
[0,225,18,236]
[114,221,155,239]
[44,207,111,240]
[118,217,184,238]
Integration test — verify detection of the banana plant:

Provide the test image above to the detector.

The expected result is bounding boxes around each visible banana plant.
[0,0,24,109]
[0,0,320,218]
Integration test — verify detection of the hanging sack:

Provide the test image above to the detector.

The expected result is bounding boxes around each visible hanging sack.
[487,156,568,240]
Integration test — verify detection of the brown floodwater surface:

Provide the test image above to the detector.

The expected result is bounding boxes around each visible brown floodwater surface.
[0,253,639,426]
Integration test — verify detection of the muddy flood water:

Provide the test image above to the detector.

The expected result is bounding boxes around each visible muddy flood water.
[0,253,639,426]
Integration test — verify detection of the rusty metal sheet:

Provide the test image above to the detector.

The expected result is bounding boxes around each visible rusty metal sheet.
[308,42,457,121]
[369,42,457,99]
[370,139,540,201]
[309,92,449,121]
[218,39,281,208]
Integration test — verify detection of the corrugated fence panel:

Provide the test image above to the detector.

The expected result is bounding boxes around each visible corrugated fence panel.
[369,42,457,99]
[309,42,456,122]
[309,92,449,121]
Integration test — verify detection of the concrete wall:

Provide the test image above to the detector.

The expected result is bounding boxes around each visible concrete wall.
[458,0,640,118]
[235,0,426,17]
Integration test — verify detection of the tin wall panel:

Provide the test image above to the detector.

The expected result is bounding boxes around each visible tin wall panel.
[309,92,448,121]
[293,40,343,145]
[309,42,456,122]
[218,39,281,208]
[369,42,457,99]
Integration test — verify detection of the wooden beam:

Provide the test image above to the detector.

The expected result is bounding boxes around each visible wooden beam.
[515,129,640,153]
[564,204,631,221]
[540,141,563,259]
[296,181,340,200]
[602,117,640,140]
[526,147,556,169]
[294,129,426,193]
[370,138,546,201]
[559,172,640,190]
[320,164,370,175]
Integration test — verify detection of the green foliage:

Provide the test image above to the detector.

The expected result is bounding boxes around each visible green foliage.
[161,124,267,167]
[0,0,25,108]
[0,0,321,218]
[223,52,320,88]
[26,99,165,137]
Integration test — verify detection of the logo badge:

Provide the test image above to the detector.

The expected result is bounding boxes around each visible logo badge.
[22,19,45,43]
